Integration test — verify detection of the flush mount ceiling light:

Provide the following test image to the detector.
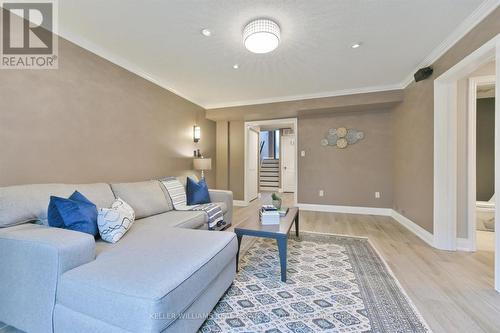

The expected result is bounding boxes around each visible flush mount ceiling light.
[351,42,362,49]
[243,18,280,54]
[232,64,239,69]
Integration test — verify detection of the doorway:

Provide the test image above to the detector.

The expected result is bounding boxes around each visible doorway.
[434,33,499,291]
[281,132,296,193]
[244,118,298,206]
[468,76,496,253]
[259,129,281,192]
[247,127,260,202]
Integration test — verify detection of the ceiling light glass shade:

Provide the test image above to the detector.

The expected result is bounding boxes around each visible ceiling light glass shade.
[243,19,280,54]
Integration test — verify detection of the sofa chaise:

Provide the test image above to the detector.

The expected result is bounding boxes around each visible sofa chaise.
[0,179,237,333]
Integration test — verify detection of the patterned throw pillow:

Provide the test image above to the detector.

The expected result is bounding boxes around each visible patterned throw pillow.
[97,198,135,243]
[159,177,187,208]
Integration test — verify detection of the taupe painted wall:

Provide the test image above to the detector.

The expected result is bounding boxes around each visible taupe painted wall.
[298,110,393,207]
[0,37,216,187]
[218,110,394,206]
[477,98,495,201]
[228,121,245,200]
[392,7,500,233]
[216,121,229,190]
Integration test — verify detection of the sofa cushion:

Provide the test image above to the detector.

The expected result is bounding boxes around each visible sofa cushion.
[0,183,115,227]
[57,227,237,332]
[111,181,172,219]
[137,202,227,230]
[137,211,206,229]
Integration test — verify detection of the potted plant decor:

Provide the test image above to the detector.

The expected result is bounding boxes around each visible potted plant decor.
[272,193,282,209]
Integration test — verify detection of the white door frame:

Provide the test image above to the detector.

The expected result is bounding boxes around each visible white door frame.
[434,33,499,291]
[244,118,298,206]
[467,75,496,252]
[246,127,260,202]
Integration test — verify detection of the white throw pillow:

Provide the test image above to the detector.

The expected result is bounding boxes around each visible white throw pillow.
[97,198,135,243]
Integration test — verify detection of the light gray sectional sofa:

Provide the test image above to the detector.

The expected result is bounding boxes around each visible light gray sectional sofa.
[0,179,237,333]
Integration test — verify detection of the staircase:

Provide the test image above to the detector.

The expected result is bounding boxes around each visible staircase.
[260,159,280,191]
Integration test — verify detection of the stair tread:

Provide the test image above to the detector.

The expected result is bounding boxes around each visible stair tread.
[260,158,280,190]
[260,187,280,191]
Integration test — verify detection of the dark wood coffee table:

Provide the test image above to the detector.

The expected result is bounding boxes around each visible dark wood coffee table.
[234,207,299,282]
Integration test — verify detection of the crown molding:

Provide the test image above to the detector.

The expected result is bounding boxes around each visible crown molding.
[204,84,403,109]
[399,0,500,88]
[58,0,499,110]
[57,29,207,109]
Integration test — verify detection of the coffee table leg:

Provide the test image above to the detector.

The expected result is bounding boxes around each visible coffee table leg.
[236,235,242,272]
[295,213,300,238]
[277,237,288,282]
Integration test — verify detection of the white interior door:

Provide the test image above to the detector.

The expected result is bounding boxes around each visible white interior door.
[281,134,296,192]
[247,128,259,201]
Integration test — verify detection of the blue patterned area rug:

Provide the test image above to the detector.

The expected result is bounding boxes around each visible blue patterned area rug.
[199,232,431,333]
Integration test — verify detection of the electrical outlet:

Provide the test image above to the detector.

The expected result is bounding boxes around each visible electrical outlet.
[319,190,324,197]
[301,150,306,157]
[375,192,380,199]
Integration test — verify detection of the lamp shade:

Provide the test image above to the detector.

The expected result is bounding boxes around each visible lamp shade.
[193,158,212,171]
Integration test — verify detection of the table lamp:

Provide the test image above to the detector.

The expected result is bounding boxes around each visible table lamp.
[193,157,211,179]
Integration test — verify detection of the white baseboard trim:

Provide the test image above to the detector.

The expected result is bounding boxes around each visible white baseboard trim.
[390,210,435,247]
[297,203,392,216]
[233,200,249,207]
[297,203,435,247]
[256,203,474,251]
[456,237,475,252]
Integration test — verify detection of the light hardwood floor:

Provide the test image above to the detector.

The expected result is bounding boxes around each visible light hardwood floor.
[231,193,500,333]
[2,193,499,333]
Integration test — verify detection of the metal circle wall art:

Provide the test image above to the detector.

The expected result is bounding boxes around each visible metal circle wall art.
[321,127,364,149]
[336,127,347,138]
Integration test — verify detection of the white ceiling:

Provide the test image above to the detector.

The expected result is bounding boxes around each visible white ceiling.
[58,0,494,109]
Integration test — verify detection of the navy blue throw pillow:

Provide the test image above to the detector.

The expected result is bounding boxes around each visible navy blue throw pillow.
[186,177,211,205]
[47,191,98,236]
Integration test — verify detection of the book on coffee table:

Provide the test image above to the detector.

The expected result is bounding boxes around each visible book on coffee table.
[260,208,280,225]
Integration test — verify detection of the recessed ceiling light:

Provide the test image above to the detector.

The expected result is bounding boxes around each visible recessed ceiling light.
[351,42,362,49]
[201,28,212,37]
[233,64,239,69]
[243,18,280,54]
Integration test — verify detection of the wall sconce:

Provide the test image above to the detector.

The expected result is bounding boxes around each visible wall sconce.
[193,125,201,143]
